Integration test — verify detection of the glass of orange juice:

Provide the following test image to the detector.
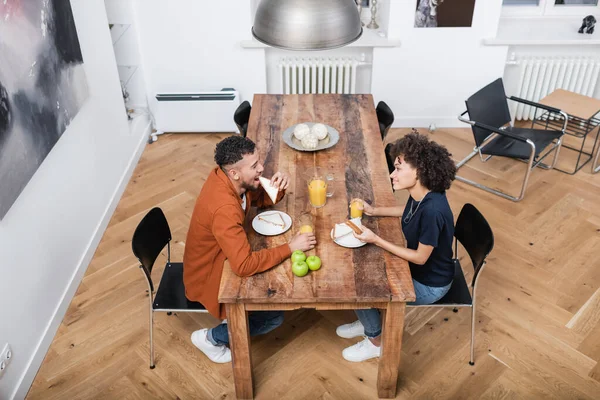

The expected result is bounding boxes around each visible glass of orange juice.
[350,199,364,219]
[307,168,327,208]
[298,212,314,234]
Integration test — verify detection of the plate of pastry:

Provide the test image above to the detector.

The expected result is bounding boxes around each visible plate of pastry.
[282,122,340,152]
[252,210,292,236]
[330,218,366,248]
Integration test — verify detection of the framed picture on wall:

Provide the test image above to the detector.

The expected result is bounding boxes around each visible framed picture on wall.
[0,0,89,220]
[415,0,477,28]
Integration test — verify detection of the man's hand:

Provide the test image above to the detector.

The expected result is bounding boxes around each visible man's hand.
[288,232,317,252]
[353,226,378,244]
[270,171,290,190]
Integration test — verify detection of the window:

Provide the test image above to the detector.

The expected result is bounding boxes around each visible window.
[502,0,600,16]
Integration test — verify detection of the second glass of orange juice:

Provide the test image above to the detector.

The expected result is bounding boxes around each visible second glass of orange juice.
[298,212,314,233]
[307,168,327,208]
[350,199,364,219]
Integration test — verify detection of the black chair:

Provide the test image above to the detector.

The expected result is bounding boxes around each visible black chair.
[376,101,394,141]
[407,203,494,366]
[457,78,568,202]
[234,100,251,137]
[132,207,207,369]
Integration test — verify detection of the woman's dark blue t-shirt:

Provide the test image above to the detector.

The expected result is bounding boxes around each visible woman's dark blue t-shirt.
[401,191,454,287]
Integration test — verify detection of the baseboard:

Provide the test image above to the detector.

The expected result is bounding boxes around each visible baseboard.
[393,116,465,129]
[12,120,151,400]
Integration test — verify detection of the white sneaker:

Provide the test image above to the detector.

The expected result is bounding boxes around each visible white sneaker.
[336,320,365,339]
[342,337,381,362]
[191,328,231,363]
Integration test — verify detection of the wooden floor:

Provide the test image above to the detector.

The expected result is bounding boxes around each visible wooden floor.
[27,127,600,399]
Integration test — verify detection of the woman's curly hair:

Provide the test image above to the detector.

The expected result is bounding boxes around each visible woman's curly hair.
[391,132,456,192]
[214,135,256,168]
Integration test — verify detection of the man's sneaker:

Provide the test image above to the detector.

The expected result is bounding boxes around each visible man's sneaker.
[336,320,365,339]
[342,337,381,362]
[191,328,231,363]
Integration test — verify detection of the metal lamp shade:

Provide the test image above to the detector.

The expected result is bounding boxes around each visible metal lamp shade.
[252,0,363,51]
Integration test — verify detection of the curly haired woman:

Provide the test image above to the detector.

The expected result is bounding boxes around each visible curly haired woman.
[337,132,457,362]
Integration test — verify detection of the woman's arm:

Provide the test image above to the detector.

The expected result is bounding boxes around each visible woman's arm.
[373,236,433,265]
[353,199,403,218]
[353,226,433,265]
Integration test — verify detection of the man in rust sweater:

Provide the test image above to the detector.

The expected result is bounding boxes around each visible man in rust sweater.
[184,135,316,363]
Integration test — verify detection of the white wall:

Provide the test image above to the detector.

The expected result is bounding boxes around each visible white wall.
[0,1,149,399]
[134,0,267,130]
[372,0,509,128]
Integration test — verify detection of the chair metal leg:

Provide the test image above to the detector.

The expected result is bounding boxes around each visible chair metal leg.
[469,303,475,366]
[593,138,600,174]
[455,140,536,202]
[149,297,155,369]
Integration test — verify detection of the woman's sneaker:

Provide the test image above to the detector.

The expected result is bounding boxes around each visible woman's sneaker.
[342,337,381,362]
[191,328,231,363]
[336,320,365,339]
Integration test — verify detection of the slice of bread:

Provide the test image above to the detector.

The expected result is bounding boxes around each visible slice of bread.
[333,219,363,240]
[258,176,279,203]
[257,212,286,229]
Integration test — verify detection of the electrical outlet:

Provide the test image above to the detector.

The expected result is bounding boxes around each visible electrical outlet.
[0,344,12,379]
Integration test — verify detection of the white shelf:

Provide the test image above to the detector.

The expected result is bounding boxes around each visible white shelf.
[110,23,131,46]
[483,17,600,46]
[240,28,400,49]
[117,65,138,86]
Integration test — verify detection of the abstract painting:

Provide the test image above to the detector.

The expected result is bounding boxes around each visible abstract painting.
[415,0,476,28]
[0,0,88,219]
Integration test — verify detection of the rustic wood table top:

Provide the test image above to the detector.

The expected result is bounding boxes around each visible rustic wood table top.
[219,94,415,306]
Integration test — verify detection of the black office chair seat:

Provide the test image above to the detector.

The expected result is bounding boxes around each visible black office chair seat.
[480,127,563,159]
[153,262,206,311]
[434,260,472,305]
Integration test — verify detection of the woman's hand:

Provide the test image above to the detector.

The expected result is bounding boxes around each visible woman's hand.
[350,198,375,216]
[353,226,378,244]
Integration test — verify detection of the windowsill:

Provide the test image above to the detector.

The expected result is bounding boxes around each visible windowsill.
[483,17,600,45]
[240,28,401,49]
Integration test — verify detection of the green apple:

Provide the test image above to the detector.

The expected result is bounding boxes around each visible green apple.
[290,250,306,263]
[306,255,321,271]
[292,261,309,277]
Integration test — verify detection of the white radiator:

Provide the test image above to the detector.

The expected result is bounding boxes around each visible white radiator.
[153,89,239,133]
[278,57,360,95]
[511,55,600,120]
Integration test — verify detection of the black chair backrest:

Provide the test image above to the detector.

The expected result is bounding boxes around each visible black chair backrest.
[376,101,394,141]
[234,101,252,137]
[465,78,511,147]
[132,208,172,290]
[385,142,395,174]
[454,203,494,286]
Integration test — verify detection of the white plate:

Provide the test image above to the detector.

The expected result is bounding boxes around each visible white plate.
[252,211,292,236]
[330,218,367,248]
[282,122,340,152]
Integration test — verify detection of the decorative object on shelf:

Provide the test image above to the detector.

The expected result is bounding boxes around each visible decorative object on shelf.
[252,0,362,50]
[355,0,365,26]
[366,0,379,29]
[0,0,89,220]
[579,15,596,34]
[415,0,476,28]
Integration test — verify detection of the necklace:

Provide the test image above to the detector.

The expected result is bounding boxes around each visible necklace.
[403,192,430,224]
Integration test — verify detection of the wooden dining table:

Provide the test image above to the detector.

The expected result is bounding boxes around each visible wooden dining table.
[218,94,415,399]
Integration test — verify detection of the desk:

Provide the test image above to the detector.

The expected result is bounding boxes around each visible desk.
[218,94,415,399]
[536,89,600,174]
